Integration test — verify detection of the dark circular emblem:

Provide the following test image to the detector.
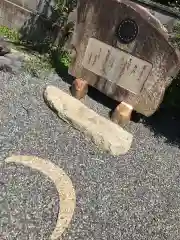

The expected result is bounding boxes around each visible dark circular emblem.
[117,19,138,44]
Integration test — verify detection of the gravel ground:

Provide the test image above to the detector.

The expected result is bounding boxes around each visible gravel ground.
[0,69,180,240]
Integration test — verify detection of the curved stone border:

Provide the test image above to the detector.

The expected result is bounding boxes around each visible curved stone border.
[5,155,76,240]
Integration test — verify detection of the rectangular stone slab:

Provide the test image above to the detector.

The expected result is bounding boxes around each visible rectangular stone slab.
[68,0,180,117]
[44,86,133,156]
[82,38,152,94]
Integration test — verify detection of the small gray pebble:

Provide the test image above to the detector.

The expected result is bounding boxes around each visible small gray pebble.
[0,56,12,72]
[0,46,10,56]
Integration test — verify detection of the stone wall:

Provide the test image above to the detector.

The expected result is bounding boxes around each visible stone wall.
[8,0,38,11]
[0,0,55,29]
[0,0,31,29]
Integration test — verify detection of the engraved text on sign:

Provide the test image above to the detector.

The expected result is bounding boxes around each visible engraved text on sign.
[82,38,152,94]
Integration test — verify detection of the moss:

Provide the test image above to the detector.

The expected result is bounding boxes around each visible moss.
[0,25,71,76]
[23,54,53,77]
[0,26,20,42]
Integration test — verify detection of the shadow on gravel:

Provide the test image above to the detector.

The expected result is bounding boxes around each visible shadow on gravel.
[141,77,180,146]
[15,0,180,147]
[142,106,180,145]
[51,59,180,146]
[50,50,74,84]
[10,31,180,147]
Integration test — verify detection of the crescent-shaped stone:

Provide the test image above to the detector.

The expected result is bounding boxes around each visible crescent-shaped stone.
[5,155,76,240]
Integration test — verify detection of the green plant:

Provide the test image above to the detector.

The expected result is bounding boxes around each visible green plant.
[54,0,77,21]
[59,51,71,67]
[0,26,20,42]
[51,0,77,49]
